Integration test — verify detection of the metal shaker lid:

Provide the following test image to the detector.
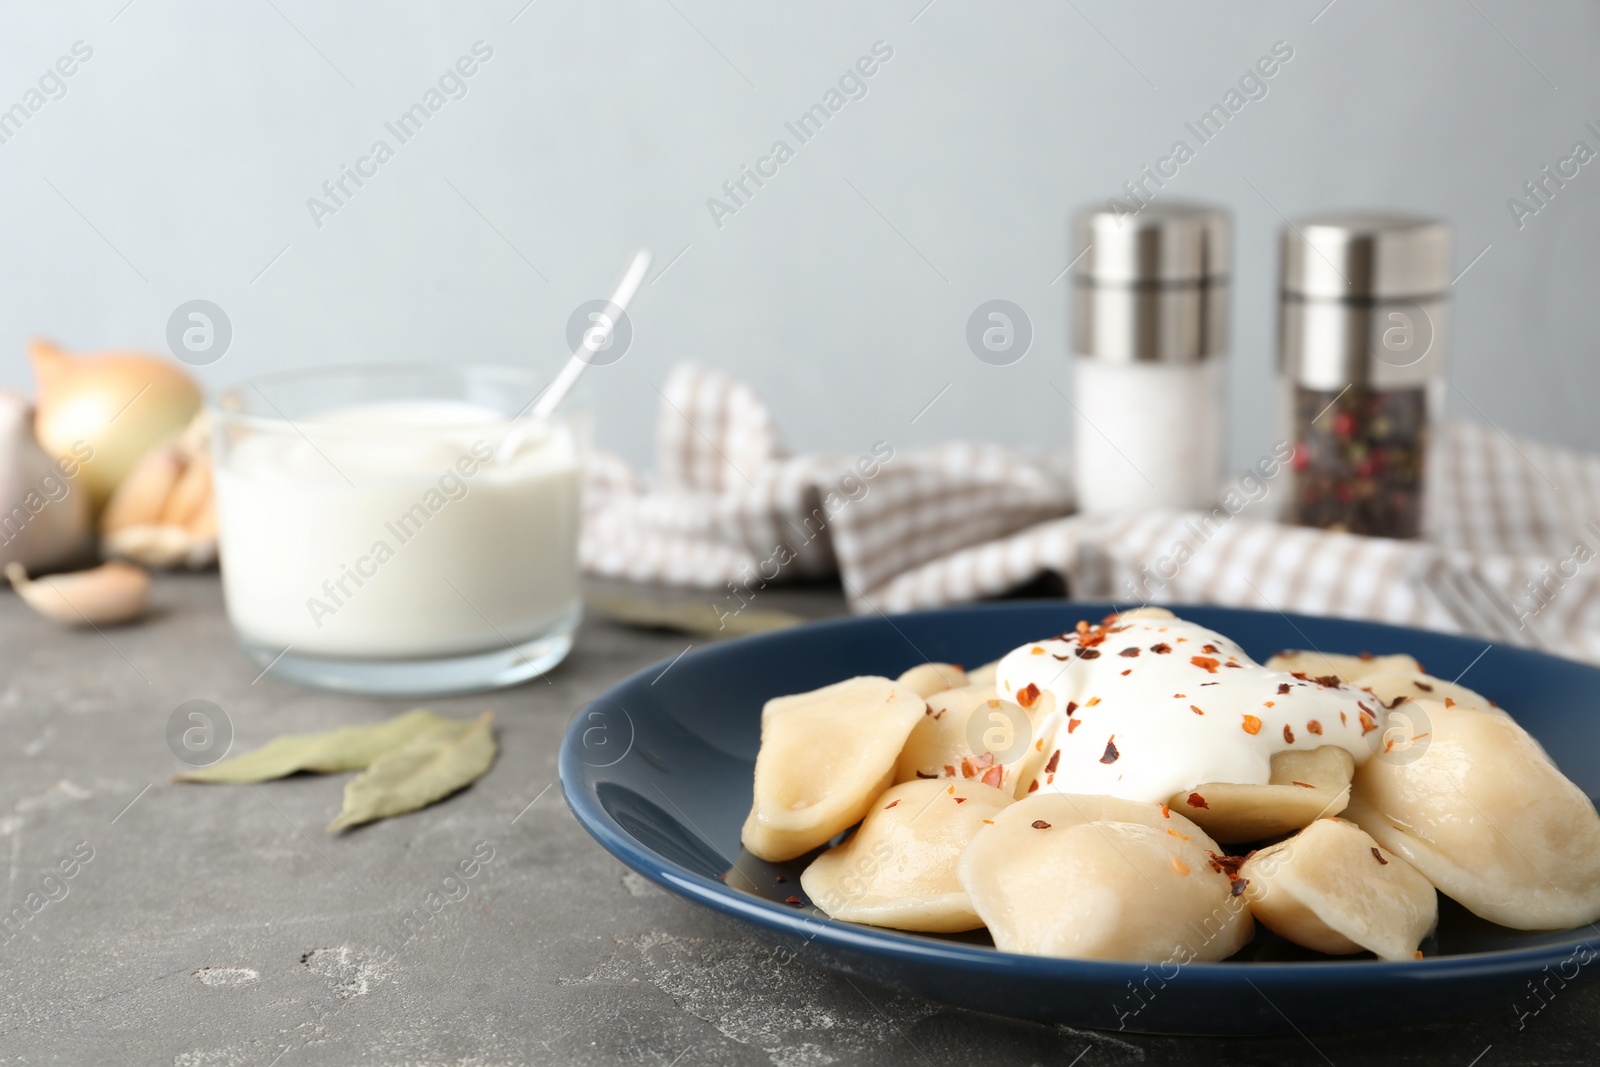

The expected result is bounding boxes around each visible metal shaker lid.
[1282,212,1451,300]
[1071,201,1230,363]
[1279,212,1453,389]
[1073,200,1231,284]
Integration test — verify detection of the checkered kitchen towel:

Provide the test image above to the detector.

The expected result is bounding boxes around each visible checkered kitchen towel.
[583,364,1600,662]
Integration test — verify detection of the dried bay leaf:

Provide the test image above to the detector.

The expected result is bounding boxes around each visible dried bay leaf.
[171,708,454,784]
[327,711,497,832]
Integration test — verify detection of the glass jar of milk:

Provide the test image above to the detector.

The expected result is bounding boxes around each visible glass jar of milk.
[211,364,587,696]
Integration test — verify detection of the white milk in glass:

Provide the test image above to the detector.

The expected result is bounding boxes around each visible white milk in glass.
[215,400,582,659]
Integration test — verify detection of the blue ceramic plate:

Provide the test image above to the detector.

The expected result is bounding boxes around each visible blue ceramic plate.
[560,603,1600,1035]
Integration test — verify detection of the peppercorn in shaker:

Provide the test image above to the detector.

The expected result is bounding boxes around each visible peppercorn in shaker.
[1279,212,1451,539]
[1071,202,1230,513]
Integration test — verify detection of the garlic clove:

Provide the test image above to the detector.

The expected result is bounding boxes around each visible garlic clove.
[0,390,93,572]
[5,560,150,625]
[101,445,183,533]
[29,339,201,511]
[101,525,192,568]
[157,453,211,526]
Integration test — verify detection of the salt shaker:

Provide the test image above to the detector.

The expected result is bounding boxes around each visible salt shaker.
[1071,201,1230,513]
[1279,212,1451,538]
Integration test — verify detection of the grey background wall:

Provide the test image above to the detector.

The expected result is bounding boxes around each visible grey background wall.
[0,0,1596,475]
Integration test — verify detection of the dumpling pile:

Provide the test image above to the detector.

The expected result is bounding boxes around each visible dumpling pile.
[739,609,1600,962]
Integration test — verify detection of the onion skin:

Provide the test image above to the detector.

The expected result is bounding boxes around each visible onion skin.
[29,340,201,511]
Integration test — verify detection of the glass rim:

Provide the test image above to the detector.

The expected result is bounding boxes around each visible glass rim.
[209,361,589,433]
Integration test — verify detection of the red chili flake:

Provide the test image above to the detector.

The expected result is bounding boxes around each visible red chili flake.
[884,800,900,809]
[1191,705,1205,716]
[1357,700,1375,715]
[943,765,957,777]
[1314,675,1342,689]
[784,895,803,906]
[1100,736,1119,764]
[981,819,994,825]
[980,765,1004,788]
[1119,647,1141,658]
[1175,693,1187,699]
[1445,696,1456,708]
[1358,708,1378,735]
[1151,643,1172,654]
[924,704,933,716]
[1414,681,1434,692]
[1067,719,1082,734]
[1186,792,1209,809]
[932,709,945,720]
[1085,696,1101,707]
[1016,683,1041,709]
[1223,662,1243,668]
[1027,779,1039,793]
[1065,700,1079,716]
[1167,828,1190,841]
[915,771,936,779]
[1176,637,1189,643]
[1120,668,1132,676]
[1371,847,1388,866]
[1031,819,1051,829]
[1307,719,1323,735]
[1291,781,1315,788]
[1191,656,1221,674]
[1203,643,1219,654]
[1283,724,1295,744]
[1160,804,1171,819]
[1051,653,1072,661]
[1340,711,1347,726]
[1378,693,1406,710]
[1359,651,1374,661]
[1291,671,1309,680]
[1277,683,1292,695]
[953,797,968,804]
[1044,750,1061,774]
[1262,700,1275,708]
[1231,878,1248,897]
[1241,714,1262,735]
[1171,857,1190,876]
[1075,647,1101,660]
[1030,646,1045,655]
[1206,851,1245,877]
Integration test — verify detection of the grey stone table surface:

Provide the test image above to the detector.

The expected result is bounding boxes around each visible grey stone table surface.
[1,573,1596,1066]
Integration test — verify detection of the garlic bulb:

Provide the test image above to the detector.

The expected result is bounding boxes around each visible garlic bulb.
[100,412,217,569]
[0,390,91,570]
[29,340,201,511]
[5,560,150,625]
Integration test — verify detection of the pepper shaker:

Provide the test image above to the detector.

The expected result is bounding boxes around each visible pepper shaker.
[1071,201,1230,513]
[1279,212,1452,538]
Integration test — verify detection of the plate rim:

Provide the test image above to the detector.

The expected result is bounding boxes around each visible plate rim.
[561,600,1600,986]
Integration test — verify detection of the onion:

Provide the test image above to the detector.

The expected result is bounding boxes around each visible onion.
[29,340,201,511]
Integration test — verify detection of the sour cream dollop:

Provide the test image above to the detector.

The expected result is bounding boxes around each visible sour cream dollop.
[995,613,1384,804]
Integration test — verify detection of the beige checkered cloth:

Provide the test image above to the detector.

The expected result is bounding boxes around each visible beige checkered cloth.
[583,365,1600,662]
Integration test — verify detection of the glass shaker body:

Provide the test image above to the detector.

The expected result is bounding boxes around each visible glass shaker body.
[1074,353,1224,512]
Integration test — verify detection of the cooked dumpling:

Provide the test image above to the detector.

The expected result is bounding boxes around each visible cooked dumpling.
[895,685,1050,796]
[957,794,1254,961]
[1343,698,1600,929]
[1356,669,1498,716]
[1240,818,1437,960]
[896,661,968,698]
[801,779,1012,932]
[966,658,1001,687]
[1172,746,1355,843]
[742,676,927,862]
[1266,650,1421,684]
